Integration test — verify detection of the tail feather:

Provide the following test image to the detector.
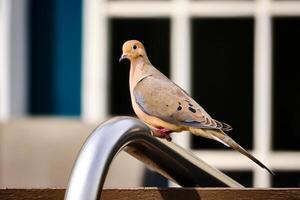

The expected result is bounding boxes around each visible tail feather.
[191,128,275,175]
[210,130,275,175]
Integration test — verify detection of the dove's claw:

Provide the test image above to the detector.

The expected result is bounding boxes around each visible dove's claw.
[164,134,172,142]
[151,128,173,141]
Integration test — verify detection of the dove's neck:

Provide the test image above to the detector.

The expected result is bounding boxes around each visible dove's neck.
[129,57,152,92]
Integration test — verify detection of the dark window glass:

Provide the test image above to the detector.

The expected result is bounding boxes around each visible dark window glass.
[223,171,253,187]
[109,18,170,115]
[28,0,82,115]
[191,18,254,150]
[272,171,300,187]
[272,17,300,150]
[29,0,55,114]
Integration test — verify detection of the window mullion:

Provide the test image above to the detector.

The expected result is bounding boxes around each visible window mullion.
[171,0,191,150]
[253,0,272,188]
[82,0,108,122]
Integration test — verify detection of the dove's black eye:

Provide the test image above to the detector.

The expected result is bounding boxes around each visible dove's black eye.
[132,45,137,50]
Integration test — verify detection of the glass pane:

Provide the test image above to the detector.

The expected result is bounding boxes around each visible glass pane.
[272,171,300,187]
[191,18,254,150]
[28,0,82,115]
[109,18,170,115]
[223,170,253,187]
[272,17,300,150]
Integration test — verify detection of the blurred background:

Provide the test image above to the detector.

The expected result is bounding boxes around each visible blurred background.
[0,0,300,189]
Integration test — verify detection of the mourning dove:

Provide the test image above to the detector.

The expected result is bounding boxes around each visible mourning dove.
[119,40,274,175]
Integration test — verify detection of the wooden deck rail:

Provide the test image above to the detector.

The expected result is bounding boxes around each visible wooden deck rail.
[1,188,299,200]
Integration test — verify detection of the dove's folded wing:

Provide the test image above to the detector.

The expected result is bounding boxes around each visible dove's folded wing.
[133,75,232,131]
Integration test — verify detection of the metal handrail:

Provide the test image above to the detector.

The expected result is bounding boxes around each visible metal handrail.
[65,116,243,200]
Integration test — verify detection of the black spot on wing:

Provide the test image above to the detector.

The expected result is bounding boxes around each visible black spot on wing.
[221,122,233,131]
[188,107,196,113]
[177,105,182,111]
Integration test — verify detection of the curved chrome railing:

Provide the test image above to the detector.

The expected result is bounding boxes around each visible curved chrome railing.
[65,116,243,200]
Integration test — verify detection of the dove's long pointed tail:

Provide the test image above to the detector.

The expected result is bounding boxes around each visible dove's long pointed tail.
[190,128,275,175]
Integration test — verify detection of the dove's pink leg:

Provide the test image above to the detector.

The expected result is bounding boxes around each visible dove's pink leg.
[153,128,173,141]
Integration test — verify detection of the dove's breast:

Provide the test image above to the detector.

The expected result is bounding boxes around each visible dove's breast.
[131,94,181,131]
[130,78,182,132]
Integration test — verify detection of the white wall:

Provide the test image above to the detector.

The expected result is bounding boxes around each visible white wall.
[0,118,144,188]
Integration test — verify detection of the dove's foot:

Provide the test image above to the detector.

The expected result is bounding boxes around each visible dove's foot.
[152,128,173,141]
[162,133,172,142]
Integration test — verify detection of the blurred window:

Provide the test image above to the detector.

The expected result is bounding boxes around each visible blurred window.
[28,0,82,115]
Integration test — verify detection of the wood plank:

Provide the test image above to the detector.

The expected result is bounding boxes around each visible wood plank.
[101,188,300,200]
[0,188,299,200]
[0,189,65,200]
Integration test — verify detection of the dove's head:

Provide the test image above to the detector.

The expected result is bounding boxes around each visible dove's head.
[119,40,148,63]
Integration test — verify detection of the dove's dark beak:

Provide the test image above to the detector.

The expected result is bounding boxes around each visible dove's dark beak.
[119,53,129,62]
